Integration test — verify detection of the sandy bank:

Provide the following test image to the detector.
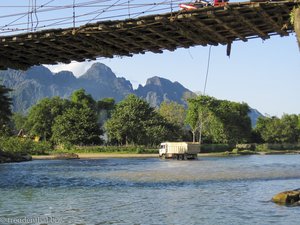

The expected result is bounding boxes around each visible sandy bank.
[33,153,159,160]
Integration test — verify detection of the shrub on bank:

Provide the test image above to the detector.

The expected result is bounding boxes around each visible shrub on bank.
[0,137,33,154]
[255,143,300,152]
[0,137,53,155]
[201,144,231,153]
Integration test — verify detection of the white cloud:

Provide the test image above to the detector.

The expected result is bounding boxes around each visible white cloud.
[44,61,95,77]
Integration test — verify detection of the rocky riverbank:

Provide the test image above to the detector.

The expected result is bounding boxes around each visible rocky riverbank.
[0,150,32,163]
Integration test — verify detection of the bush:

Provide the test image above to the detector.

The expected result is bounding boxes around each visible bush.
[30,141,53,155]
[0,137,53,155]
[255,144,269,152]
[0,137,33,154]
[255,143,300,152]
[201,144,231,153]
[231,148,239,154]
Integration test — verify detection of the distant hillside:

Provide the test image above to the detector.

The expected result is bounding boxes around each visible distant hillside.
[248,107,264,127]
[0,63,195,113]
[135,76,196,107]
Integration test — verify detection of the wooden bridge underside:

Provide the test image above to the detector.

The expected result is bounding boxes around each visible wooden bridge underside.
[0,0,299,70]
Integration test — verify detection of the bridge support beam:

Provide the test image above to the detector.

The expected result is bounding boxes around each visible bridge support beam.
[294,8,300,50]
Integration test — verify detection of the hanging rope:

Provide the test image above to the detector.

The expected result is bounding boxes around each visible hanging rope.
[203,45,212,95]
[199,45,212,145]
[73,0,76,28]
[30,0,34,30]
[34,0,39,30]
[128,0,130,18]
[72,0,76,34]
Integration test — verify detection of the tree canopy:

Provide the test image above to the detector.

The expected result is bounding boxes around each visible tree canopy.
[105,94,174,146]
[25,89,105,144]
[255,114,300,143]
[25,97,72,140]
[51,107,102,145]
[0,84,12,135]
[186,95,252,144]
[70,88,96,111]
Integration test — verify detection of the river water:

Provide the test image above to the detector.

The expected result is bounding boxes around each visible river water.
[0,155,300,225]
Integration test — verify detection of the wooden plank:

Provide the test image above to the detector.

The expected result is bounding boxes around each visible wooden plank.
[227,6,270,40]
[252,5,289,36]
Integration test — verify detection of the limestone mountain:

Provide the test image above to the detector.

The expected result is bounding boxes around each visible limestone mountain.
[135,76,196,107]
[77,63,133,102]
[0,63,195,113]
[248,107,264,127]
[0,66,76,113]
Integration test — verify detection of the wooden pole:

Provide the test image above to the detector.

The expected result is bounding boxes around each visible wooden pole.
[294,8,300,51]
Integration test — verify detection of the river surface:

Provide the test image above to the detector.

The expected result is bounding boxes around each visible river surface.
[0,155,300,225]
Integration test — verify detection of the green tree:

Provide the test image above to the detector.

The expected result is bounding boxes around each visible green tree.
[52,107,102,145]
[280,114,299,143]
[158,101,186,140]
[97,98,115,125]
[0,84,12,135]
[186,98,201,142]
[256,114,300,143]
[25,97,72,140]
[12,113,27,133]
[70,88,96,111]
[159,101,186,127]
[186,95,251,144]
[105,94,171,146]
[214,100,251,144]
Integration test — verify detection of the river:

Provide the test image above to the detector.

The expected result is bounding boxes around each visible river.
[0,155,300,225]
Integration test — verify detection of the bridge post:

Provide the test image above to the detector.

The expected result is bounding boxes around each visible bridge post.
[292,7,300,50]
[295,8,300,50]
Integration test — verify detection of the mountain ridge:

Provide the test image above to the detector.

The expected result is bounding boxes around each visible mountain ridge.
[0,62,195,112]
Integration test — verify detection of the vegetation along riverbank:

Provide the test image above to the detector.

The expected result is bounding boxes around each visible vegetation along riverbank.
[1,84,300,163]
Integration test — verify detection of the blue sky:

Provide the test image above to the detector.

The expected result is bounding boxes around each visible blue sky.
[2,0,300,116]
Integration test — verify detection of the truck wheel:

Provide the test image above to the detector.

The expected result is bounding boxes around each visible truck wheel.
[179,155,184,160]
[161,154,165,159]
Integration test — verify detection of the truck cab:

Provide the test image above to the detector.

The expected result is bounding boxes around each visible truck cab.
[159,143,167,157]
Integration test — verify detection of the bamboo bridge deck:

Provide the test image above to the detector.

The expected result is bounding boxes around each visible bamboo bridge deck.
[0,0,299,70]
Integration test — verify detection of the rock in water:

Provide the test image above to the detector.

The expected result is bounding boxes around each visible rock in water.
[0,150,32,163]
[53,153,79,160]
[272,189,300,205]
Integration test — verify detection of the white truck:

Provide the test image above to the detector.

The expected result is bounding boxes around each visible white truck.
[159,142,200,160]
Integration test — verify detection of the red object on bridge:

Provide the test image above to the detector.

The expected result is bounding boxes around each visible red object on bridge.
[179,0,229,10]
[213,0,229,6]
[179,3,199,10]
